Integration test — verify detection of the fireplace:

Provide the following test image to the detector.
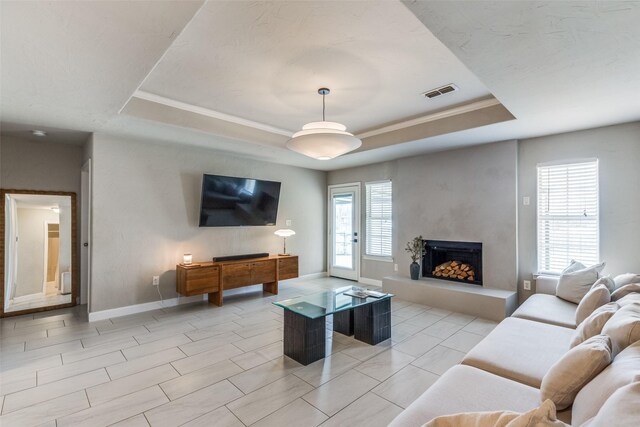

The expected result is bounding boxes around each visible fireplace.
[422,240,483,286]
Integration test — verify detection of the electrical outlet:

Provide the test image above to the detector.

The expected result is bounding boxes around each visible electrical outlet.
[152,276,160,286]
[523,280,531,291]
[394,264,398,272]
[285,219,292,226]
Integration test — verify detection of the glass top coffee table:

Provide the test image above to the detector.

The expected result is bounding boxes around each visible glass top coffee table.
[273,286,393,365]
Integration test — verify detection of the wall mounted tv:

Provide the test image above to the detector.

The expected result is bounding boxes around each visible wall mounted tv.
[199,174,281,227]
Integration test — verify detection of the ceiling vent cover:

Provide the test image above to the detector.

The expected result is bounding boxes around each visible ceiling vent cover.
[423,84,458,99]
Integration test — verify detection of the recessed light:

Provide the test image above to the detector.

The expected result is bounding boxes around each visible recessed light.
[32,130,47,137]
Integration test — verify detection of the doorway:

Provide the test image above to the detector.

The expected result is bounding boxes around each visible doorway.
[328,183,360,281]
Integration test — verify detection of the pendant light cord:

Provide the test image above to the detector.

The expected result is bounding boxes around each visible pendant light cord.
[322,93,326,121]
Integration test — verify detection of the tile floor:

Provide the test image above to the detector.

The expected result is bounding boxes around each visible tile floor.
[0,277,497,427]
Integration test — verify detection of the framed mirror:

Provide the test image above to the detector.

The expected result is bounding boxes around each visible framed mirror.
[1,189,77,317]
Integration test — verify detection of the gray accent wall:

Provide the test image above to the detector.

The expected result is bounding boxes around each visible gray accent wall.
[89,134,327,312]
[329,140,519,292]
[517,122,640,301]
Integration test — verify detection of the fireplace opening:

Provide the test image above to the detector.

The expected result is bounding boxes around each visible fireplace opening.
[422,240,483,286]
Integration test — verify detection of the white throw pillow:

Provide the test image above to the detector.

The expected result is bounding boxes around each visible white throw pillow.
[571,302,619,348]
[614,273,640,290]
[556,262,606,304]
[422,399,569,427]
[579,382,640,427]
[571,340,640,426]
[563,259,586,274]
[540,335,612,410]
[601,302,640,354]
[575,284,611,325]
[611,283,640,301]
[591,276,615,293]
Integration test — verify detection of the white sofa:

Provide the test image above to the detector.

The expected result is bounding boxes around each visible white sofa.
[389,277,640,426]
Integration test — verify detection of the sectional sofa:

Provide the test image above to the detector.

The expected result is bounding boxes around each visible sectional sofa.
[389,274,640,426]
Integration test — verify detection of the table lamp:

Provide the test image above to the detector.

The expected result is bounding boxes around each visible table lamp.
[274,229,295,256]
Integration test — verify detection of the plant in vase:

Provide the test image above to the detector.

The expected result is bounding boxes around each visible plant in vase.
[405,235,425,280]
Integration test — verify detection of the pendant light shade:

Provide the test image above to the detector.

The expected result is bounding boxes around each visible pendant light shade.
[286,88,362,160]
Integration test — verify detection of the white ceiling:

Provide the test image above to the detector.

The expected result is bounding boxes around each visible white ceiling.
[2,1,639,171]
[138,0,491,134]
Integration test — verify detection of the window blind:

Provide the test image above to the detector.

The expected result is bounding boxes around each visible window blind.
[366,181,392,257]
[537,160,599,273]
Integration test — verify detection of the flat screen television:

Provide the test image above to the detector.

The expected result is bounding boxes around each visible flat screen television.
[198,174,281,227]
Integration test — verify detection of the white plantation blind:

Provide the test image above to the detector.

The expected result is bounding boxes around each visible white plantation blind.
[366,181,392,257]
[537,160,599,273]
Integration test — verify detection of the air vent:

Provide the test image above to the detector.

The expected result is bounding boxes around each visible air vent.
[422,84,458,99]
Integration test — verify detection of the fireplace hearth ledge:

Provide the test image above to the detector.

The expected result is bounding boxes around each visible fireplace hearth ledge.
[382,275,517,322]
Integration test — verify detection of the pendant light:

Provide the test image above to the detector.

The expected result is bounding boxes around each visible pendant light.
[286,88,362,160]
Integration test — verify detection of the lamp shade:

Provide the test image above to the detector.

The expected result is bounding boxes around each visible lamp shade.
[274,229,296,237]
[286,121,361,160]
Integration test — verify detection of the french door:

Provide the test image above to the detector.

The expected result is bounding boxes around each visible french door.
[328,183,360,281]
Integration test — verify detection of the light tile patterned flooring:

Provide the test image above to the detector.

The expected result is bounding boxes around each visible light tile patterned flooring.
[0,277,497,427]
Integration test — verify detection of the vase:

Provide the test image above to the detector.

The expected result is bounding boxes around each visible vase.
[410,262,420,280]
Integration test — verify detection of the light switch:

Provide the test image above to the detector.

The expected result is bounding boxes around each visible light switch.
[285,219,292,226]
[523,196,530,206]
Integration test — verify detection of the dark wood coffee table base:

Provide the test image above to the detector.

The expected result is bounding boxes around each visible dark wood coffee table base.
[283,298,392,365]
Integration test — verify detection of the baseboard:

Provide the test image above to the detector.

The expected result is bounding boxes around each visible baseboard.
[88,294,206,322]
[359,277,383,287]
[298,271,328,280]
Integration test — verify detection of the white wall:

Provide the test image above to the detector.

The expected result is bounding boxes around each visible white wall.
[329,140,519,291]
[518,121,640,300]
[89,134,327,312]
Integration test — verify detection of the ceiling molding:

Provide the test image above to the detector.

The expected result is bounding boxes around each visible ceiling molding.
[356,97,502,139]
[131,90,294,137]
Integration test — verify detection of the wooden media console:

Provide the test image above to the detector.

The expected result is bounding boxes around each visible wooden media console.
[176,255,298,306]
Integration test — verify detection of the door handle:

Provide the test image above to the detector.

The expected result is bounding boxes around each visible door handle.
[83,242,89,247]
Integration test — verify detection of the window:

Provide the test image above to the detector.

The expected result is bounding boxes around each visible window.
[365,180,392,258]
[537,160,599,273]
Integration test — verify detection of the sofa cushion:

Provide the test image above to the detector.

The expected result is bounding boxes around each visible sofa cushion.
[580,382,640,427]
[611,284,640,301]
[422,399,569,427]
[613,273,640,289]
[462,317,573,388]
[388,365,542,427]
[575,284,610,325]
[570,302,619,347]
[556,262,605,304]
[601,302,640,354]
[540,335,612,410]
[571,340,640,426]
[512,294,577,329]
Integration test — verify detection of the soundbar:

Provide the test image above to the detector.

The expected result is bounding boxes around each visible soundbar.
[212,252,270,262]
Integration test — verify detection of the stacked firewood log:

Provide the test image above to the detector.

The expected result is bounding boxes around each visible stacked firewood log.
[432,261,475,281]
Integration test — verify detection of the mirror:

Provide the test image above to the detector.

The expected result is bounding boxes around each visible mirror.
[2,190,77,316]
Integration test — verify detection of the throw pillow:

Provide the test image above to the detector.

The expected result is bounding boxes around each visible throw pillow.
[579,382,640,427]
[591,276,615,293]
[556,262,606,304]
[540,334,612,410]
[572,340,640,426]
[613,273,640,290]
[601,302,640,354]
[563,259,586,274]
[422,399,569,427]
[611,283,640,301]
[571,302,619,348]
[575,284,611,325]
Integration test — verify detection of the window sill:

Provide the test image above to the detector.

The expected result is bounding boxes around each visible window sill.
[363,255,394,263]
[534,272,560,278]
